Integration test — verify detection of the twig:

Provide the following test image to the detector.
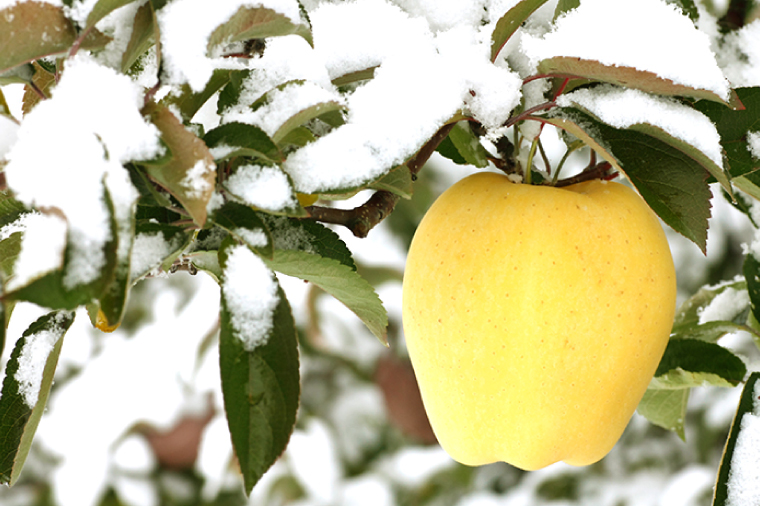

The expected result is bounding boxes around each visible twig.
[304,122,456,238]
[504,101,556,129]
[554,162,616,187]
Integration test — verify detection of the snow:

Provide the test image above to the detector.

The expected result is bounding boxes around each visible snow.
[725,380,760,506]
[556,85,724,167]
[130,231,184,279]
[158,0,305,92]
[697,286,750,324]
[221,244,279,350]
[225,164,297,212]
[5,212,68,292]
[521,0,731,101]
[181,159,215,199]
[233,227,268,247]
[748,131,760,160]
[3,55,159,290]
[391,0,486,32]
[14,312,71,407]
[223,80,343,139]
[717,19,760,88]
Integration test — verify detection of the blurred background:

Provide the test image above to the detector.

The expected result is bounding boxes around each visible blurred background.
[1,79,759,506]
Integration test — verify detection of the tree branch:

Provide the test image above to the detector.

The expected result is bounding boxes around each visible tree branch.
[304,122,456,238]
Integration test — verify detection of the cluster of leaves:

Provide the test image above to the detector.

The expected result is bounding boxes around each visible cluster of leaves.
[0,0,759,502]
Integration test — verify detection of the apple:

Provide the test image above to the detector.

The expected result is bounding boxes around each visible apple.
[401,171,676,470]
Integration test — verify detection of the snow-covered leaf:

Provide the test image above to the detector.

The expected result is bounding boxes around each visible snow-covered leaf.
[210,200,273,258]
[207,5,313,54]
[651,339,746,389]
[674,279,747,327]
[490,0,550,62]
[637,387,689,440]
[145,103,216,226]
[672,320,755,344]
[447,122,490,168]
[0,2,110,75]
[218,240,300,494]
[204,122,283,163]
[224,163,306,217]
[537,57,738,107]
[264,250,386,345]
[695,87,760,193]
[540,107,712,252]
[553,0,579,19]
[162,70,234,124]
[121,0,157,73]
[0,310,75,486]
[260,215,355,270]
[368,165,413,199]
[712,372,760,506]
[130,222,192,281]
[85,0,139,30]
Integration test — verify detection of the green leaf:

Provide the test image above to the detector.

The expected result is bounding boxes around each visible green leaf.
[537,57,738,107]
[218,242,300,494]
[490,0,551,62]
[145,103,216,226]
[672,320,756,344]
[553,0,579,19]
[331,66,377,87]
[259,215,355,270]
[667,0,699,22]
[209,201,273,258]
[637,388,689,440]
[121,0,156,73]
[0,310,75,485]
[368,165,413,199]
[651,339,747,389]
[0,191,27,229]
[695,87,760,185]
[161,70,233,124]
[85,0,138,30]
[0,3,110,75]
[276,126,316,149]
[674,279,747,327]
[712,372,760,506]
[248,80,345,143]
[207,6,313,53]
[541,108,712,252]
[263,249,387,345]
[0,231,21,284]
[436,134,468,165]
[744,254,760,326]
[448,122,490,168]
[203,122,283,163]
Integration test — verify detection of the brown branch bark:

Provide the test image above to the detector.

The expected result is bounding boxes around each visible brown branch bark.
[304,122,456,238]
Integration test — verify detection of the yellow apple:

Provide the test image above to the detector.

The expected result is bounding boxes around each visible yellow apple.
[402,171,676,470]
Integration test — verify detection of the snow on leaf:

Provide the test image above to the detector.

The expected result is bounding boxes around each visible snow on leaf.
[209,200,273,258]
[158,0,306,91]
[521,0,732,104]
[145,103,216,226]
[713,372,760,506]
[220,242,279,351]
[207,4,312,52]
[224,164,303,216]
[0,310,75,486]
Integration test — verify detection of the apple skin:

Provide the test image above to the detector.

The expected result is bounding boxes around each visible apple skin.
[402,172,676,470]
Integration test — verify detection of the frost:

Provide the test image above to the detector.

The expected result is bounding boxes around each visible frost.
[4,55,160,289]
[697,287,750,324]
[226,164,297,212]
[261,214,315,252]
[159,0,304,91]
[557,85,724,167]
[521,0,731,100]
[725,381,760,506]
[222,245,279,350]
[15,312,71,407]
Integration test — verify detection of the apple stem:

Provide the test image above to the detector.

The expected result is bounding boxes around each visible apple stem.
[302,123,456,238]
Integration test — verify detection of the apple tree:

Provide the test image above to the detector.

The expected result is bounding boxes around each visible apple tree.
[0,0,759,504]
